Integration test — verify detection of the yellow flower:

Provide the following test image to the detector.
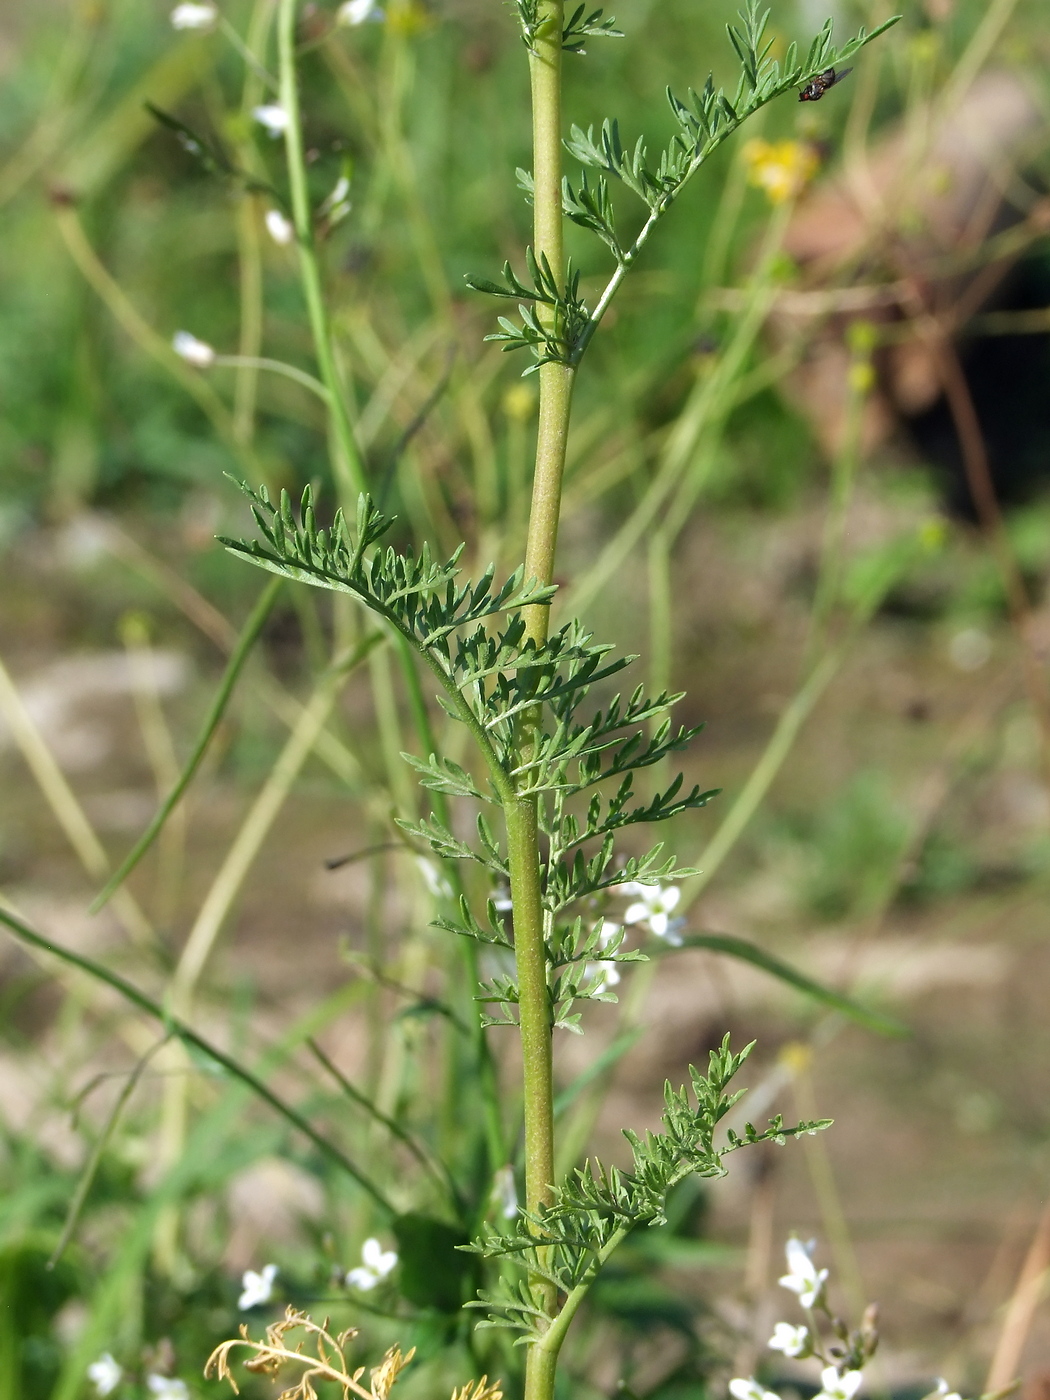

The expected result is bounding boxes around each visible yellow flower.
[741,138,820,205]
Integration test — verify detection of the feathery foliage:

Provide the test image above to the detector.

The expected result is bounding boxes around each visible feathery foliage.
[469,2,899,371]
[467,1037,830,1341]
[223,482,712,1033]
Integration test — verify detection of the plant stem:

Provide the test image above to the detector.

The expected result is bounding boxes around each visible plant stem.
[523,0,573,649]
[277,0,365,499]
[515,4,568,1396]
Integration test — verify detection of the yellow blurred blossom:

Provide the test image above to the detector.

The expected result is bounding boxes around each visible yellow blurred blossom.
[742,138,820,205]
[502,383,536,421]
[386,0,430,35]
[778,1041,813,1075]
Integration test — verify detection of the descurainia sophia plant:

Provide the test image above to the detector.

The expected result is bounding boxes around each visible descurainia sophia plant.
[205,6,898,1400]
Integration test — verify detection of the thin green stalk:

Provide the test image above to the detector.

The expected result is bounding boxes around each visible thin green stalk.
[277,0,366,499]
[307,1036,465,1217]
[806,336,872,661]
[517,6,568,1391]
[216,354,331,405]
[523,363,575,643]
[47,1034,172,1269]
[92,578,283,913]
[522,0,572,648]
[683,643,845,909]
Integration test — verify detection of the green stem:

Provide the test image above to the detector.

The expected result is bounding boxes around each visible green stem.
[517,4,567,1395]
[537,1223,629,1364]
[523,0,572,648]
[277,0,365,498]
[523,363,575,642]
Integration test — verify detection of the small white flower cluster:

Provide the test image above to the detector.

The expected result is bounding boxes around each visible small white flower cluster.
[147,1379,190,1400]
[87,1355,123,1397]
[252,103,290,138]
[265,208,294,245]
[172,330,215,368]
[170,1,218,30]
[570,882,689,991]
[318,174,352,226]
[346,1236,398,1291]
[617,880,683,944]
[238,1261,279,1310]
[337,0,385,24]
[779,1235,828,1309]
[729,1240,968,1400]
[730,1239,857,1400]
[86,1354,188,1398]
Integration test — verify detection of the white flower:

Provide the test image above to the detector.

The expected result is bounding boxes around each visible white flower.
[337,0,385,24]
[768,1322,810,1357]
[238,1262,278,1309]
[729,1379,781,1400]
[492,1164,518,1219]
[146,1379,189,1400]
[347,1236,397,1290]
[170,1,218,29]
[172,330,216,367]
[778,1237,828,1309]
[252,103,290,137]
[933,1380,962,1400]
[815,1368,862,1400]
[264,208,294,245]
[620,882,682,943]
[416,856,451,899]
[88,1354,124,1397]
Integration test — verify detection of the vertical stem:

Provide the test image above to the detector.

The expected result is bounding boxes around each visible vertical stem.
[277,0,366,500]
[522,0,573,647]
[514,5,567,1398]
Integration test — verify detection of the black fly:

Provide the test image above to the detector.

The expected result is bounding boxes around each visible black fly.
[798,66,853,102]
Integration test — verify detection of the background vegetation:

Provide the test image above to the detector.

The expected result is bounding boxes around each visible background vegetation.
[2,0,1050,1397]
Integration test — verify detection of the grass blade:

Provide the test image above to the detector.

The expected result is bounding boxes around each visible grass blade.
[665,932,907,1037]
[91,576,282,913]
[0,901,395,1214]
[48,1033,172,1269]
